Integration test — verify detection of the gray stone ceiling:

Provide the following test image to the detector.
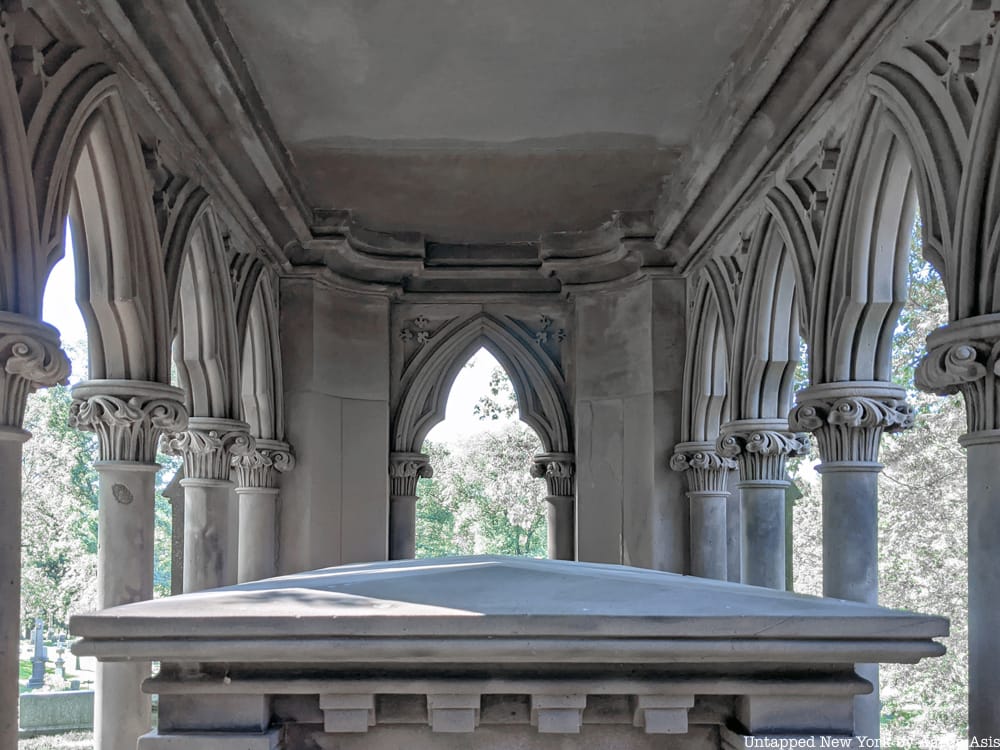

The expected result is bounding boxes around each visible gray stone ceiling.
[217,0,765,242]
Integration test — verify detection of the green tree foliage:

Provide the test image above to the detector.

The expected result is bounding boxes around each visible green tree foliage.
[416,360,547,558]
[792,218,968,745]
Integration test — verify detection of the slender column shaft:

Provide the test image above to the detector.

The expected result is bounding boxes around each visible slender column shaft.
[94,461,158,750]
[739,482,787,588]
[791,382,914,740]
[0,428,28,744]
[688,492,727,579]
[545,495,575,561]
[962,432,1000,738]
[182,479,237,591]
[532,452,576,561]
[237,488,279,582]
[670,443,734,580]
[165,417,253,592]
[0,315,69,747]
[718,421,809,591]
[389,452,432,560]
[69,379,186,750]
[726,480,742,583]
[389,495,417,560]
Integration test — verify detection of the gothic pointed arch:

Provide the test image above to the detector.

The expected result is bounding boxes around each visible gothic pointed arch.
[681,263,734,443]
[811,96,923,384]
[168,199,242,419]
[393,313,571,454]
[729,212,804,421]
[35,72,170,382]
[0,49,41,316]
[233,255,283,441]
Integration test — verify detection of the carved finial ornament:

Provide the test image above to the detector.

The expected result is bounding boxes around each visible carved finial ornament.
[0,314,71,430]
[164,416,254,481]
[70,381,188,463]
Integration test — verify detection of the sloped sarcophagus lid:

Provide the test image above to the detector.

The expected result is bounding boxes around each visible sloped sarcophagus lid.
[72,556,947,748]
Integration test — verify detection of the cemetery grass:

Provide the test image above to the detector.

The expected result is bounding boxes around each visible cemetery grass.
[19,731,92,749]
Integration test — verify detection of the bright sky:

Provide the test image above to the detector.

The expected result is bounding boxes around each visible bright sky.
[42,230,510,440]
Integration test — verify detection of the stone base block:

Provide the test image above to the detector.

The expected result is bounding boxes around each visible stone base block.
[138,729,281,749]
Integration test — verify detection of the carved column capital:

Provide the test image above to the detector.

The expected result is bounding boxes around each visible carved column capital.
[789,381,914,465]
[717,419,810,484]
[232,438,295,490]
[389,451,433,497]
[69,380,188,463]
[530,452,575,497]
[916,315,1000,434]
[670,441,736,494]
[164,417,254,482]
[0,313,70,430]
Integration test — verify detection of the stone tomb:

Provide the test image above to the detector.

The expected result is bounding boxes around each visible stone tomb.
[70,556,946,749]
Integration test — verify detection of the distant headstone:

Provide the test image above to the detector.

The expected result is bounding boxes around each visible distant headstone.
[55,635,66,679]
[27,619,47,690]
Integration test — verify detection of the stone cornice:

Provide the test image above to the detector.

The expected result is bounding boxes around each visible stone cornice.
[164,417,254,482]
[530,452,575,498]
[717,420,810,484]
[789,381,914,465]
[389,452,433,497]
[669,441,736,495]
[0,313,71,429]
[916,314,1000,433]
[69,380,188,463]
[232,438,295,490]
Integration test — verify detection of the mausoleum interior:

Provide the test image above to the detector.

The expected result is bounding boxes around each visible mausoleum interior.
[1,0,998,747]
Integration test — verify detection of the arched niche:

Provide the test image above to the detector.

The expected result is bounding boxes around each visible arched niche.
[37,74,170,382]
[393,314,571,456]
[811,98,924,384]
[236,260,283,441]
[681,264,735,443]
[730,212,806,421]
[167,199,242,419]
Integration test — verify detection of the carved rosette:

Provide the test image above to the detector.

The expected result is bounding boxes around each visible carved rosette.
[0,314,70,429]
[232,438,295,490]
[164,417,254,481]
[389,452,433,497]
[915,317,1000,434]
[69,381,188,463]
[789,383,913,464]
[717,420,810,483]
[530,452,575,497]
[669,442,736,494]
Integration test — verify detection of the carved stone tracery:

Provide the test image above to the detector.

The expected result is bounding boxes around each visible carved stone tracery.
[669,441,736,494]
[69,380,188,463]
[164,417,254,482]
[717,421,810,484]
[789,383,914,464]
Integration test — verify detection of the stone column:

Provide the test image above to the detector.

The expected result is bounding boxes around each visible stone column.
[531,452,576,561]
[718,420,809,590]
[233,439,295,582]
[916,316,1000,742]
[69,379,187,750]
[0,315,69,747]
[789,381,914,739]
[670,442,736,580]
[388,451,432,560]
[165,417,253,592]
